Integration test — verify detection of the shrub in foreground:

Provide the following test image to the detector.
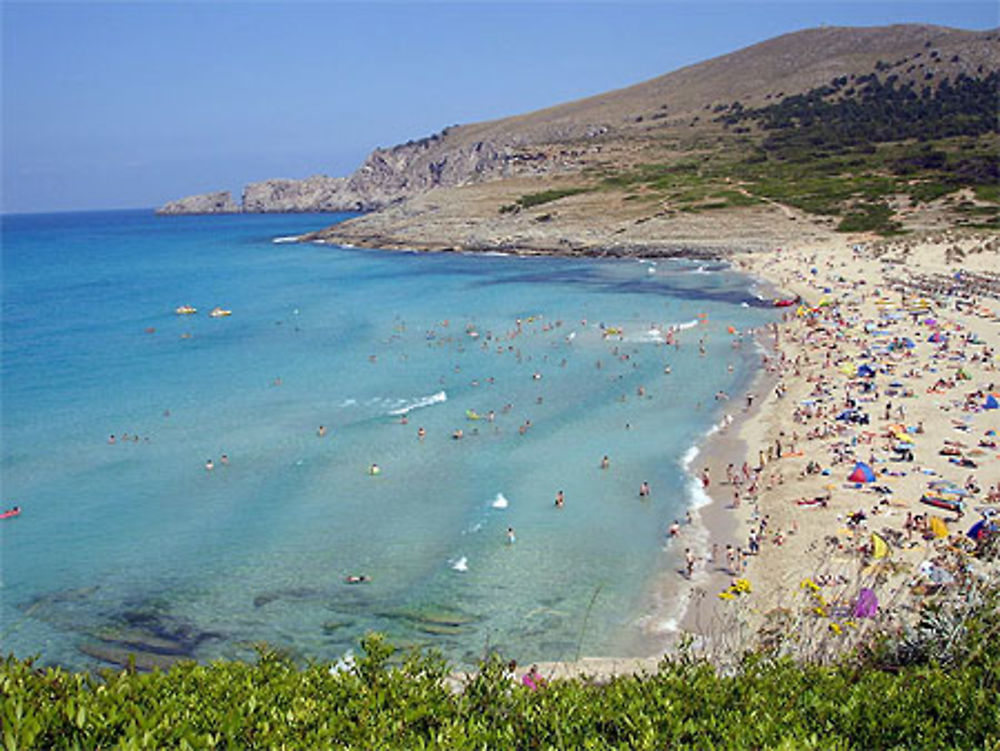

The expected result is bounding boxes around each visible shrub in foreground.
[3,623,998,749]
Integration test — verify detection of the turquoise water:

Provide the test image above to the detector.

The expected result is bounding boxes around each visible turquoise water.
[1,210,776,669]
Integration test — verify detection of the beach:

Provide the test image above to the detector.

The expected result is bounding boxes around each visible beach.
[500,228,1000,684]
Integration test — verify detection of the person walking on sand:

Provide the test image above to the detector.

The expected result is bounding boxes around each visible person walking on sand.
[701,467,710,489]
[685,548,696,579]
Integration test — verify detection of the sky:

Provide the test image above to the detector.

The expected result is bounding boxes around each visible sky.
[2,1,997,213]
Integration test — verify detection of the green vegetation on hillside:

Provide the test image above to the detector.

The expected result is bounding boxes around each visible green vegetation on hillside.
[4,583,998,749]
[593,72,999,235]
[500,187,592,213]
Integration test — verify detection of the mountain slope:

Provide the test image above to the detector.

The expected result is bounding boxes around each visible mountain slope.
[158,24,999,227]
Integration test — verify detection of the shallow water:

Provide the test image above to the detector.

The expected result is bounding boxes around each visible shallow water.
[1,210,776,669]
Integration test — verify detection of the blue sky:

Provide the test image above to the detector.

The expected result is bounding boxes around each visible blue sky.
[3,1,997,213]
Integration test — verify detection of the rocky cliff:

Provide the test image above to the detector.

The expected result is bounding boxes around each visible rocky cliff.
[157,190,240,215]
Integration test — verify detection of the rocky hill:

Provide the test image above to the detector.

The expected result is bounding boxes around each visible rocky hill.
[158,23,999,245]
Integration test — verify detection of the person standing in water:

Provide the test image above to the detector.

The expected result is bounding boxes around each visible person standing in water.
[506,527,516,544]
[554,490,564,508]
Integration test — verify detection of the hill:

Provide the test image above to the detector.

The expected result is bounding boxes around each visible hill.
[159,24,999,249]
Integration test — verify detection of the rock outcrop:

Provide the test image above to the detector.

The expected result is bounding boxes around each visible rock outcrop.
[241,175,352,212]
[157,191,240,215]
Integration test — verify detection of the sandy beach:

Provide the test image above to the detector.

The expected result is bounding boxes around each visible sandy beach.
[476,227,1000,686]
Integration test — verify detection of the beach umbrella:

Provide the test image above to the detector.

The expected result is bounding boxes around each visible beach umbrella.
[871,532,890,559]
[852,588,879,618]
[984,394,998,410]
[847,462,876,483]
[967,520,995,540]
[929,516,949,538]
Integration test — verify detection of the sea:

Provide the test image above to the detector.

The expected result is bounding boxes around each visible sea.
[0,209,777,671]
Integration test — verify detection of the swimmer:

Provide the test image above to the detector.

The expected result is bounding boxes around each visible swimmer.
[317,425,327,437]
[369,463,381,476]
[220,454,229,466]
[417,427,426,439]
[452,429,464,440]
[506,527,516,544]
[400,415,409,425]
[668,520,680,537]
[639,481,651,498]
[205,459,214,471]
[600,455,610,470]
[555,490,565,509]
[345,575,370,584]
[108,434,116,444]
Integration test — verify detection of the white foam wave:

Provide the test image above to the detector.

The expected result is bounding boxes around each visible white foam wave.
[680,444,699,470]
[491,493,509,509]
[675,319,700,331]
[450,556,468,572]
[272,235,301,244]
[387,390,447,416]
[624,328,666,344]
[686,474,714,510]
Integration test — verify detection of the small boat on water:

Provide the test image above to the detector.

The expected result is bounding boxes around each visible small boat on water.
[1,506,22,519]
[175,305,197,315]
[209,307,232,318]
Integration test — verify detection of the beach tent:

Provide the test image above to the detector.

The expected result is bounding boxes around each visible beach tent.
[928,332,947,343]
[984,394,998,410]
[848,462,876,483]
[857,364,877,378]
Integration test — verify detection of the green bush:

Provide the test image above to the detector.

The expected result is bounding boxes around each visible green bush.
[3,615,998,749]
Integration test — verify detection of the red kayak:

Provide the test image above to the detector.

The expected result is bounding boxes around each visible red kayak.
[1,507,21,519]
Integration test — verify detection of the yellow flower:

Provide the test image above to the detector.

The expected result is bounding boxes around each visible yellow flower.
[829,623,843,635]
[800,579,820,592]
[814,606,827,617]
[718,591,736,601]
[845,621,857,629]
[733,578,752,593]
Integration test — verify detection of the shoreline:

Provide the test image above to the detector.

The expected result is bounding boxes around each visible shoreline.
[488,228,999,684]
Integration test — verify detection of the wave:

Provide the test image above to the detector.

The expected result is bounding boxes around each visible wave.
[450,556,468,572]
[674,319,700,331]
[271,235,301,244]
[491,493,509,509]
[387,390,447,416]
